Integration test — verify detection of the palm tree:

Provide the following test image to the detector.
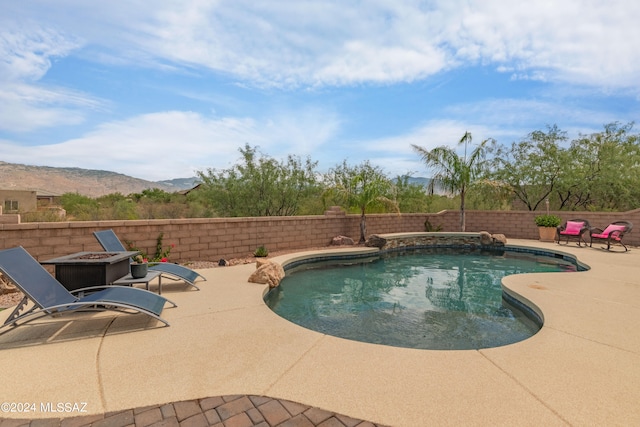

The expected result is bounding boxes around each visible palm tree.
[326,160,399,243]
[412,132,490,231]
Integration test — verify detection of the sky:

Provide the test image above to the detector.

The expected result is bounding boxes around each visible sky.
[1,1,639,182]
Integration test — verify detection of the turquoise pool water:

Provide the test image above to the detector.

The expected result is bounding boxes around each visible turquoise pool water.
[264,248,579,350]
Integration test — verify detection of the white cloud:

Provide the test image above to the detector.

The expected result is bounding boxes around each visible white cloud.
[0,23,80,82]
[0,22,104,132]
[0,108,342,181]
[445,1,640,89]
[1,0,638,181]
[349,119,497,178]
[0,83,104,132]
[105,1,640,90]
[5,1,640,90]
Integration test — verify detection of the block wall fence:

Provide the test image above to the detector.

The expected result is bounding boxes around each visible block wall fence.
[0,208,639,264]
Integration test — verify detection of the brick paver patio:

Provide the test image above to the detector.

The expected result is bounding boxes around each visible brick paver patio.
[0,396,388,427]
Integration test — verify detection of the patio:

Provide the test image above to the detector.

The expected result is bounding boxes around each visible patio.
[0,239,639,426]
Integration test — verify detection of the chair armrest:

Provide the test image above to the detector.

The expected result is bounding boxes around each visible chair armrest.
[69,285,112,295]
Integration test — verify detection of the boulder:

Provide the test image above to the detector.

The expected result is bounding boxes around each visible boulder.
[479,231,507,247]
[479,231,493,246]
[365,234,387,248]
[492,233,507,246]
[248,260,285,288]
[331,235,355,246]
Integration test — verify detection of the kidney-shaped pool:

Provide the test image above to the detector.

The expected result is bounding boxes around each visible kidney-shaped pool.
[264,247,583,350]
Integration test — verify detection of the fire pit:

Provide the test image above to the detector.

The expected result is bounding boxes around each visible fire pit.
[73,253,120,260]
[41,251,138,291]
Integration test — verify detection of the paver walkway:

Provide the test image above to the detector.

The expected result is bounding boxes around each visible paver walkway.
[0,395,387,427]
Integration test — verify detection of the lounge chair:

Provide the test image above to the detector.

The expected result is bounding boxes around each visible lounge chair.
[589,221,633,251]
[556,219,590,246]
[93,229,205,291]
[0,246,176,335]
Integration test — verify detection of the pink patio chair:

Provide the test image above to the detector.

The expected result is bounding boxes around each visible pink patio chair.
[556,219,590,246]
[589,221,633,251]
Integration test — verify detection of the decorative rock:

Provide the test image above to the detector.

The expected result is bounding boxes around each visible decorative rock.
[368,232,508,251]
[365,234,387,248]
[248,261,285,288]
[479,231,507,246]
[331,235,355,246]
[256,258,270,268]
[492,233,507,246]
[479,231,493,246]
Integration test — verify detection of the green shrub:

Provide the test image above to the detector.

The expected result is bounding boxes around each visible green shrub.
[534,214,561,227]
[254,245,269,257]
[424,218,443,232]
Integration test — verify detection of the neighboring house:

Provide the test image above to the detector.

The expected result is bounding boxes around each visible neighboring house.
[0,189,37,213]
[35,190,63,208]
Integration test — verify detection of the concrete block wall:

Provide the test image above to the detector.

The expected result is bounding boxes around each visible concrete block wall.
[0,214,389,263]
[0,214,20,225]
[462,209,640,246]
[0,208,638,265]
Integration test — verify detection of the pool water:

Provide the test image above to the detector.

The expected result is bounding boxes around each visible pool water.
[264,248,579,350]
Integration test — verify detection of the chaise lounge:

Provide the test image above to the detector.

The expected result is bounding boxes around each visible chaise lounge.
[0,246,176,335]
[556,219,591,246]
[94,229,205,291]
[589,221,633,251]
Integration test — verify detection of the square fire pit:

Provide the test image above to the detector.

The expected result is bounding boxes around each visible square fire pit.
[41,251,138,291]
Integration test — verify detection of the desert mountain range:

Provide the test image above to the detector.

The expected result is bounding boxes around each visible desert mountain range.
[0,161,199,198]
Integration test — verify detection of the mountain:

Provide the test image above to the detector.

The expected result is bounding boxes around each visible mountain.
[401,176,447,195]
[155,177,202,191]
[0,162,199,198]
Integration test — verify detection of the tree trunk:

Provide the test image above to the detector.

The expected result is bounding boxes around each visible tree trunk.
[359,211,367,243]
[460,191,466,232]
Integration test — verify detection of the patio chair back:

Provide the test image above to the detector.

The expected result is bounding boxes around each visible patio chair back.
[0,247,76,309]
[94,229,128,252]
[93,229,205,291]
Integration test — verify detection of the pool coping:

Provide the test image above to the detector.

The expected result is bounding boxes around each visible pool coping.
[0,238,639,426]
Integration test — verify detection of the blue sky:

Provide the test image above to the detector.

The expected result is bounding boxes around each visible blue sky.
[1,1,639,181]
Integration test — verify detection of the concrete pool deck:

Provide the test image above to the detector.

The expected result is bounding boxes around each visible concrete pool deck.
[0,239,639,426]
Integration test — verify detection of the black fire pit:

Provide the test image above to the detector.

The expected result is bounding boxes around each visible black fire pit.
[41,251,138,291]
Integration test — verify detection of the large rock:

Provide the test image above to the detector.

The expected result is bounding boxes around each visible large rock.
[492,233,507,246]
[331,235,355,246]
[248,260,285,288]
[480,231,507,247]
[365,234,387,248]
[480,231,493,246]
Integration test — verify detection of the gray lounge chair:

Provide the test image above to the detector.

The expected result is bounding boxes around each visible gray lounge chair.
[0,246,176,334]
[93,229,205,291]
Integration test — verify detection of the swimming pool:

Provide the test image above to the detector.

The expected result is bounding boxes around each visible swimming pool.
[264,248,581,350]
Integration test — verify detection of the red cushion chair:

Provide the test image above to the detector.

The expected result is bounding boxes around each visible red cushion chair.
[556,219,590,246]
[589,221,633,251]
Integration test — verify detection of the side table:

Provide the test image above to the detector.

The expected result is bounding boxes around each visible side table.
[113,270,163,294]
